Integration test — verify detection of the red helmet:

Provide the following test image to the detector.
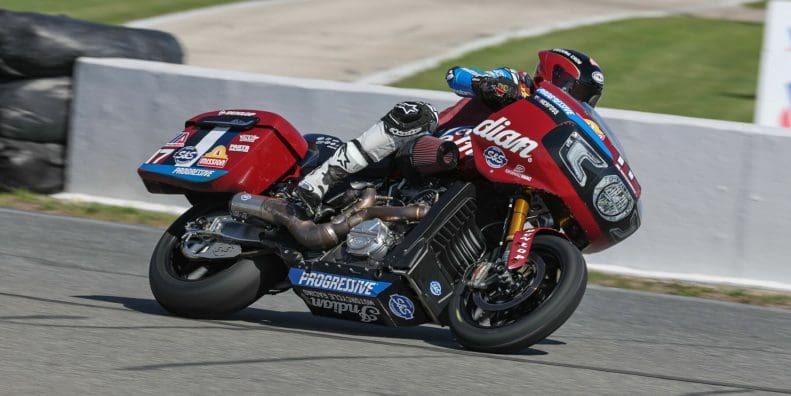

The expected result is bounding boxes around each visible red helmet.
[534,48,604,107]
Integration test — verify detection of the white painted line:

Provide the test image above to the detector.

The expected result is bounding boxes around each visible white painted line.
[588,263,791,292]
[51,193,189,214]
[356,0,757,85]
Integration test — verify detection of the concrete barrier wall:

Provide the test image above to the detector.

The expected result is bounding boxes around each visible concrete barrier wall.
[67,58,791,288]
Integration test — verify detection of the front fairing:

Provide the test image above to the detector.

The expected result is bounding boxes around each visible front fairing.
[468,82,641,252]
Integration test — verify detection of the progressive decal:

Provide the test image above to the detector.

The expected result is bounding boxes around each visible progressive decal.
[536,88,612,159]
[288,268,391,297]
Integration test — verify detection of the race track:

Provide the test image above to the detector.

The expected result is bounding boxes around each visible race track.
[1,207,789,394]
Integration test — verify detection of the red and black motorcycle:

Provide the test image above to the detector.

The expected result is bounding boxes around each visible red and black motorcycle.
[138,82,641,353]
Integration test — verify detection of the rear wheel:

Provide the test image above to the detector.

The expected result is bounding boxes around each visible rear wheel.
[149,204,287,318]
[448,234,587,353]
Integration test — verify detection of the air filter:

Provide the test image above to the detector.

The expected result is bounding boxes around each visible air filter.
[402,136,459,176]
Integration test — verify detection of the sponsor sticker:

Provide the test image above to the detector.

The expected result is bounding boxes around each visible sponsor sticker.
[592,71,605,84]
[165,131,188,147]
[198,145,229,168]
[388,294,415,320]
[239,134,260,143]
[171,167,215,177]
[229,144,250,153]
[552,48,582,64]
[218,110,256,116]
[301,290,381,323]
[584,119,606,141]
[172,146,199,166]
[429,281,442,296]
[314,136,342,150]
[439,126,474,157]
[288,268,391,297]
[505,168,532,182]
[507,228,537,269]
[484,146,507,168]
[472,117,539,159]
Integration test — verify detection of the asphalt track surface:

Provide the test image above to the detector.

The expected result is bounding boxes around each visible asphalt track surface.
[1,207,789,395]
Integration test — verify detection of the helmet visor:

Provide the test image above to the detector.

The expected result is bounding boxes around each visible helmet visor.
[569,81,602,107]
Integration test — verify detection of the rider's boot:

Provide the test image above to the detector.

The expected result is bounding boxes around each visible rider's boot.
[295,101,438,215]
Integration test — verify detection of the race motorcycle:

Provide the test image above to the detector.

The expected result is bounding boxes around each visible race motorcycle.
[137,82,641,353]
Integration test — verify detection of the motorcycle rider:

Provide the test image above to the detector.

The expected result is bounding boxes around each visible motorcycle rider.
[296,48,604,215]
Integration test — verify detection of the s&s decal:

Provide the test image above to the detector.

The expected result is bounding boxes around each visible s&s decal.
[484,146,507,168]
[172,146,199,165]
[429,281,442,296]
[388,294,415,320]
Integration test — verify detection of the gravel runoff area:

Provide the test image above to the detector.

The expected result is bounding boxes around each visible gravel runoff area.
[131,0,763,82]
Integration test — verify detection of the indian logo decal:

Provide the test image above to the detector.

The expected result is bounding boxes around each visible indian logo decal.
[472,117,538,158]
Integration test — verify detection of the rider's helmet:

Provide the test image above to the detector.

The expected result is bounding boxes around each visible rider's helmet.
[533,48,604,107]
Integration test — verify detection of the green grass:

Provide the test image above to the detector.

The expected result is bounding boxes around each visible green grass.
[745,1,767,9]
[588,272,791,309]
[0,189,178,229]
[393,16,763,122]
[0,0,243,24]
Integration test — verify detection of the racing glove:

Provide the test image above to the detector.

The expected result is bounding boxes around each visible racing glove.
[471,75,520,111]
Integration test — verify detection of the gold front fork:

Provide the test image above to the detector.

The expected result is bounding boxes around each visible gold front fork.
[506,195,530,241]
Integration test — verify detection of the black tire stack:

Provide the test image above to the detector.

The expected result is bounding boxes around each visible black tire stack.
[0,10,183,193]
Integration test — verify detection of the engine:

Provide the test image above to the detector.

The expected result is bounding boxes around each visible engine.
[346,219,395,260]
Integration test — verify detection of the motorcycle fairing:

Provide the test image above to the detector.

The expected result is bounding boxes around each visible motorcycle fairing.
[468,82,641,252]
[289,265,431,327]
[137,110,308,195]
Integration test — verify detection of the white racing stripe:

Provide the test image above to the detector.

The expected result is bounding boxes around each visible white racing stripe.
[177,127,229,167]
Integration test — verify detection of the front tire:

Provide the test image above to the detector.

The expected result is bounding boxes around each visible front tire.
[448,234,587,353]
[149,205,286,318]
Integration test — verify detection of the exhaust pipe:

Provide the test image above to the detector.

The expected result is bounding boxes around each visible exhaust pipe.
[229,188,428,250]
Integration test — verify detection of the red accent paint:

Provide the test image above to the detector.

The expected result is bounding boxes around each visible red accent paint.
[507,228,568,270]
[469,83,606,250]
[780,108,791,128]
[138,109,308,194]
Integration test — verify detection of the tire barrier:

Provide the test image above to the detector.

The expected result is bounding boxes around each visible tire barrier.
[0,138,64,193]
[0,10,183,193]
[0,10,183,79]
[0,77,71,143]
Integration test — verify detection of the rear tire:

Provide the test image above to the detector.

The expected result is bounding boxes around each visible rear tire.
[149,205,287,318]
[448,234,587,353]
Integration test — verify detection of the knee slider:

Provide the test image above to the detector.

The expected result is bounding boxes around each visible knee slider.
[382,101,438,137]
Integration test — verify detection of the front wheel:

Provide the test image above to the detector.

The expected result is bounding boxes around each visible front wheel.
[448,234,587,353]
[149,204,287,318]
